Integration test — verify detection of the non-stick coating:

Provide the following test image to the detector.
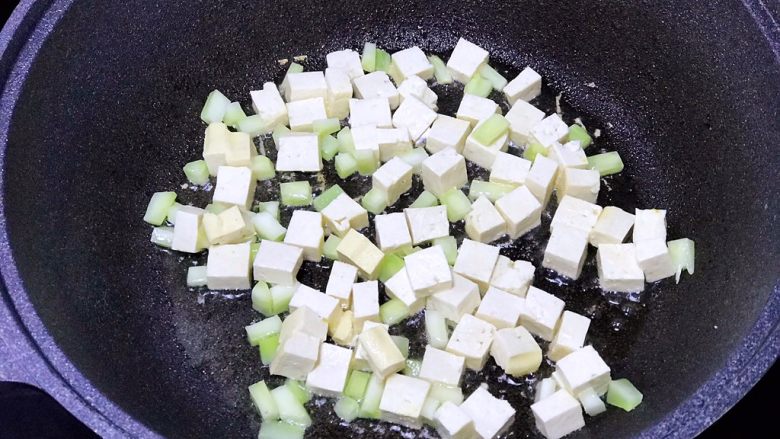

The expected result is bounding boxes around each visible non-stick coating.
[0,0,778,438]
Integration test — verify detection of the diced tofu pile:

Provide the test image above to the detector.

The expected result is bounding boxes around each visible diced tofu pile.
[144,37,692,439]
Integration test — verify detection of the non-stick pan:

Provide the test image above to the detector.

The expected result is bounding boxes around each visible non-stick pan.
[0,0,778,438]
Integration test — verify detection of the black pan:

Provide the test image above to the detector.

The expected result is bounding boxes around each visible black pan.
[0,0,778,438]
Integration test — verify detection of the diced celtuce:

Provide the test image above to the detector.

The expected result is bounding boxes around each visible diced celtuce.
[578,387,606,416]
[335,397,361,422]
[375,49,392,72]
[668,238,695,283]
[270,285,296,315]
[273,125,291,149]
[345,370,371,400]
[150,227,174,248]
[464,74,492,97]
[144,192,177,226]
[425,309,449,349]
[472,114,510,145]
[258,421,304,439]
[337,127,355,153]
[280,181,312,207]
[380,299,410,325]
[183,160,210,185]
[410,190,439,208]
[606,379,643,411]
[587,151,624,176]
[166,203,182,225]
[359,374,385,419]
[222,101,247,127]
[200,89,231,124]
[312,118,340,136]
[361,188,387,214]
[468,180,513,202]
[287,62,304,74]
[248,381,279,421]
[362,42,377,72]
[568,124,592,148]
[256,201,280,221]
[186,266,208,287]
[432,236,458,265]
[523,141,548,161]
[245,315,282,346]
[313,185,345,212]
[377,253,405,283]
[323,235,341,260]
[252,281,274,315]
[320,135,340,161]
[271,385,312,428]
[252,212,286,242]
[259,334,280,364]
[439,188,472,222]
[428,55,453,84]
[335,152,359,179]
[479,64,508,91]
[251,155,276,181]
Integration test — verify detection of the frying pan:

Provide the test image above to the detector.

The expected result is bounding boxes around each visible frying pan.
[0,0,778,438]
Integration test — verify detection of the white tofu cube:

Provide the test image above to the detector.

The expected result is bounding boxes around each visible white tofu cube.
[421,148,468,197]
[525,155,559,207]
[519,286,565,341]
[558,167,600,204]
[548,311,591,362]
[633,208,667,242]
[350,125,381,161]
[213,166,256,209]
[206,242,252,290]
[542,226,590,280]
[289,284,339,323]
[253,240,304,286]
[279,306,328,344]
[349,97,393,128]
[404,205,450,245]
[419,345,466,387]
[505,99,545,145]
[372,157,413,205]
[635,238,676,282]
[426,115,472,154]
[589,206,635,247]
[446,38,489,83]
[489,256,535,297]
[504,67,542,105]
[286,97,327,131]
[453,239,500,291]
[377,127,412,161]
[535,377,559,403]
[172,206,208,253]
[203,123,231,175]
[385,267,425,314]
[305,343,352,397]
[489,152,532,187]
[405,245,453,296]
[224,131,256,168]
[530,389,585,439]
[427,273,481,323]
[249,82,288,134]
[336,229,385,279]
[456,94,500,127]
[491,326,543,376]
[392,95,437,141]
[352,71,400,109]
[326,49,364,80]
[374,212,413,253]
[284,210,324,262]
[352,280,380,330]
[270,332,320,380]
[446,314,496,370]
[434,401,478,439]
[282,71,328,102]
[324,67,353,119]
[555,345,611,396]
[476,287,525,329]
[352,320,389,370]
[495,185,543,239]
[531,114,569,148]
[460,386,516,439]
[329,309,355,346]
[465,196,506,243]
[359,326,406,378]
[325,261,358,304]
[550,195,603,233]
[398,75,438,110]
[550,141,588,171]
[321,193,369,237]
[202,205,255,245]
[275,134,322,172]
[379,373,432,429]
[462,118,509,169]
[596,243,645,292]
[391,46,434,81]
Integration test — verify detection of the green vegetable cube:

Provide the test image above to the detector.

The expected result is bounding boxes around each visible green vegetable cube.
[335,152,358,179]
[143,191,177,226]
[280,181,312,207]
[183,160,210,185]
[377,253,405,283]
[313,185,345,212]
[344,370,371,401]
[439,188,473,222]
[361,188,387,214]
[252,156,276,181]
[568,124,592,148]
[606,379,643,412]
[472,114,510,145]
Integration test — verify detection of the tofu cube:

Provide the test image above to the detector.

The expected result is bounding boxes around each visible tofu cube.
[596,243,645,292]
[460,386,516,439]
[279,306,328,344]
[426,115,472,154]
[446,314,496,370]
[453,239,500,291]
[476,287,525,329]
[419,345,466,387]
[489,152,532,187]
[404,245,453,296]
[325,260,358,304]
[384,267,425,314]
[289,284,339,323]
[489,256,535,297]
[392,95,437,141]
[269,332,320,380]
[531,114,569,148]
[550,141,588,171]
[421,148,468,197]
[491,326,543,376]
[558,167,600,204]
[329,309,355,346]
[275,134,322,172]
[282,71,328,102]
[589,206,635,247]
[379,373,432,429]
[495,185,543,239]
[352,281,380,330]
[404,205,450,244]
[462,118,510,169]
[633,208,667,242]
[530,389,585,439]
[284,210,324,262]
[287,97,328,131]
[398,75,438,110]
[206,242,252,290]
[504,66,542,105]
[391,46,434,81]
[434,401,478,439]
[353,71,400,109]
[550,195,603,234]
[250,83,289,134]
[336,229,385,279]
[202,122,231,175]
[324,67,353,119]
[427,273,481,323]
[548,311,591,362]
[305,343,353,397]
[555,345,611,396]
[374,212,413,253]
[202,205,255,245]
[350,124,381,161]
[446,38,489,83]
[358,326,406,378]
[253,240,304,286]
[321,193,369,237]
[525,155,559,207]
[456,94,500,127]
[635,239,676,282]
[377,127,412,161]
[519,286,565,341]
[172,206,208,253]
[542,226,590,280]
[326,49,364,80]
[505,99,545,145]
[352,321,389,370]
[465,196,506,243]
[213,166,256,209]
[372,157,413,205]
[224,131,256,167]
[349,97,393,128]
